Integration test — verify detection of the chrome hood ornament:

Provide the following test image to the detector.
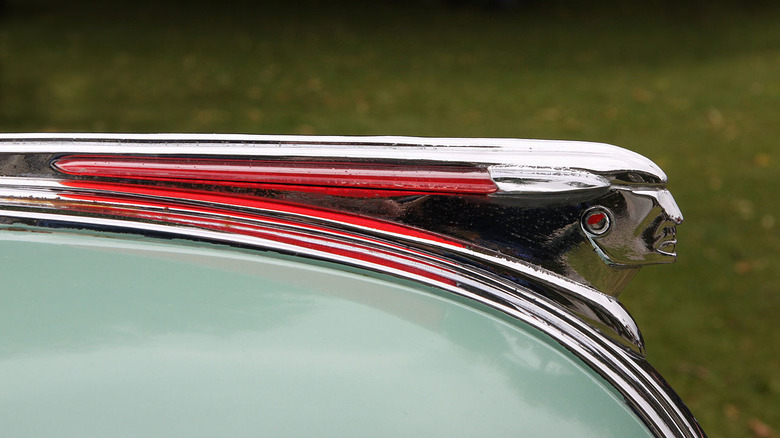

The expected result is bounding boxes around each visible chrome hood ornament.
[0,133,682,354]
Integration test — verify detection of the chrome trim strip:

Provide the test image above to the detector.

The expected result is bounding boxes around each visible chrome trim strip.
[0,133,667,179]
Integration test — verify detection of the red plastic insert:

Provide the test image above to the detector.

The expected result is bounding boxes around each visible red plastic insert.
[53,155,497,195]
[587,212,607,225]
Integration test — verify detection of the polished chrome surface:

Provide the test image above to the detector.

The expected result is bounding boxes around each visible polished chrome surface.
[0,133,668,178]
[0,133,703,437]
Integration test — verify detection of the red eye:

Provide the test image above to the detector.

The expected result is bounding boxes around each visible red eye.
[587,213,606,226]
[583,209,610,235]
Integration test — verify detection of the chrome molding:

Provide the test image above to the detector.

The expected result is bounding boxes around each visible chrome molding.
[0,134,702,437]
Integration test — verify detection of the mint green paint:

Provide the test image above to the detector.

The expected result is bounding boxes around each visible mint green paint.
[0,228,652,437]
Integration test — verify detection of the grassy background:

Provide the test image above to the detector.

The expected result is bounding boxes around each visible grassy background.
[1,1,778,436]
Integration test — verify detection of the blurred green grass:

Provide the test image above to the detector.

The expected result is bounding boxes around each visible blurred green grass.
[1,1,778,436]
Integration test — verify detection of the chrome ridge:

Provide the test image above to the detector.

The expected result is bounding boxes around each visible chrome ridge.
[0,134,702,437]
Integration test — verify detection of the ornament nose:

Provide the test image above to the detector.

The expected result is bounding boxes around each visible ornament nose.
[634,189,683,224]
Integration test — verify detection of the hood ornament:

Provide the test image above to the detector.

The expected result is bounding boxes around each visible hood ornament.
[0,134,682,352]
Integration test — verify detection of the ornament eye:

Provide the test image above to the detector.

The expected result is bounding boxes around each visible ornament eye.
[583,208,611,235]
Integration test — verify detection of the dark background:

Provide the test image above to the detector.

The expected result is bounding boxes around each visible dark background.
[1,1,778,436]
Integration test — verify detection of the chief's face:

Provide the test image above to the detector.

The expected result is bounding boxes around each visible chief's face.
[583,188,683,266]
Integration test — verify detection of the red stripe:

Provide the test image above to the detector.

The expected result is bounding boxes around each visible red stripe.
[61,180,465,248]
[53,155,497,196]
